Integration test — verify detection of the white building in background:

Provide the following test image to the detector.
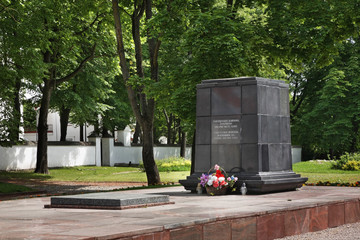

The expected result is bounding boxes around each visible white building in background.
[23,111,134,144]
[24,111,95,142]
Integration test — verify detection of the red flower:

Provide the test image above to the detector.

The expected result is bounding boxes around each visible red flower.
[213,180,219,188]
[216,170,224,178]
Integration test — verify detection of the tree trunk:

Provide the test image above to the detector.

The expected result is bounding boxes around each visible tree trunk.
[112,0,160,185]
[35,80,54,174]
[176,118,181,144]
[102,126,111,137]
[191,130,196,175]
[60,106,71,141]
[142,121,160,184]
[163,110,173,144]
[80,123,84,141]
[180,130,186,158]
[34,22,94,173]
[133,121,141,144]
[350,116,359,153]
[10,78,21,142]
[35,49,93,173]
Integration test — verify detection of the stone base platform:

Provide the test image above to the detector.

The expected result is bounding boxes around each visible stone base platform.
[180,171,308,194]
[45,192,173,210]
[0,186,359,240]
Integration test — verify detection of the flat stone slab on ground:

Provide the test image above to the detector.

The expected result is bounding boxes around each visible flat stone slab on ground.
[46,192,172,210]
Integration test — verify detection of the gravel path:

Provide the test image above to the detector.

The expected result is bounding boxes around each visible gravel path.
[276,222,360,240]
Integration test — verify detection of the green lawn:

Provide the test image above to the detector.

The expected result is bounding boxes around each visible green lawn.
[1,161,359,191]
[0,166,189,183]
[0,182,34,194]
[293,161,360,184]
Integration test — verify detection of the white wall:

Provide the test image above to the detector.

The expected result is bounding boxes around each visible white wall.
[111,146,143,165]
[47,146,95,168]
[0,145,37,170]
[0,144,191,170]
[154,147,192,161]
[1,143,300,170]
[109,146,192,166]
[291,146,302,164]
[0,144,96,170]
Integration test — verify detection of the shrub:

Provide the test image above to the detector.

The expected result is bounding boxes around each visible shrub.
[139,157,191,172]
[341,160,360,171]
[332,152,360,170]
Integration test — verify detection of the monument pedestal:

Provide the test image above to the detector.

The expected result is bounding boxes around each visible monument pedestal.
[180,77,307,194]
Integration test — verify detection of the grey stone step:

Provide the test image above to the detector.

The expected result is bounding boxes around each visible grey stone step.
[46,192,173,210]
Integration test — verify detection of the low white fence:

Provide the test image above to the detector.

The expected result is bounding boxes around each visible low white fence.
[0,143,96,170]
[111,146,192,166]
[100,137,191,167]
[0,145,37,170]
[291,146,302,164]
[0,138,301,171]
[0,138,192,170]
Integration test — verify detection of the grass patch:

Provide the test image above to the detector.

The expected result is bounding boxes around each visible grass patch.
[0,166,189,183]
[140,157,191,172]
[0,170,51,181]
[0,182,34,194]
[3,161,357,187]
[293,160,360,184]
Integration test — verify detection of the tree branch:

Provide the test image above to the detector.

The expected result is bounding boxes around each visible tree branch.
[119,6,132,17]
[163,109,169,124]
[56,44,96,85]
[112,0,143,124]
[1,2,20,22]
[74,12,105,36]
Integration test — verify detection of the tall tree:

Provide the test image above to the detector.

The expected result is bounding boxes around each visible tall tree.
[34,1,107,173]
[112,0,161,184]
[0,0,44,145]
[2,0,114,173]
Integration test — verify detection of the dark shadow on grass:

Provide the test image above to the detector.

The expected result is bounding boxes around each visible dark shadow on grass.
[0,170,52,181]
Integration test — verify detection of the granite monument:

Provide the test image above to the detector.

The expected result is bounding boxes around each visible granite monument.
[180,77,307,193]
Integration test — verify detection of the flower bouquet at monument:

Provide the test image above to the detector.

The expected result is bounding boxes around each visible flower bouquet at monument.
[199,164,238,196]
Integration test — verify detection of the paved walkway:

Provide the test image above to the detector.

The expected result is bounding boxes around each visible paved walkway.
[0,186,359,239]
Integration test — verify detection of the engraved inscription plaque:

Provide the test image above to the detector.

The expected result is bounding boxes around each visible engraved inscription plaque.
[212,118,241,144]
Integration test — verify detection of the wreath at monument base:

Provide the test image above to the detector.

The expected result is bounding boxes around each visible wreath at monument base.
[199,164,238,196]
[205,185,228,196]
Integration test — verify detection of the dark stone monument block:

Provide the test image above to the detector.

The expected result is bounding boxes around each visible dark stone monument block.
[212,86,241,115]
[194,145,211,172]
[241,115,258,143]
[211,144,241,170]
[196,88,211,116]
[47,192,172,210]
[179,77,307,193]
[196,117,211,145]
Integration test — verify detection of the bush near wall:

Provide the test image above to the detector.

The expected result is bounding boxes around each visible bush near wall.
[140,157,191,172]
[332,152,360,170]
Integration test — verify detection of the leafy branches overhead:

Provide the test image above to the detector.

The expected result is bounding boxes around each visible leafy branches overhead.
[2,0,360,163]
[291,40,360,158]
[156,1,286,130]
[266,0,360,67]
[0,0,119,171]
